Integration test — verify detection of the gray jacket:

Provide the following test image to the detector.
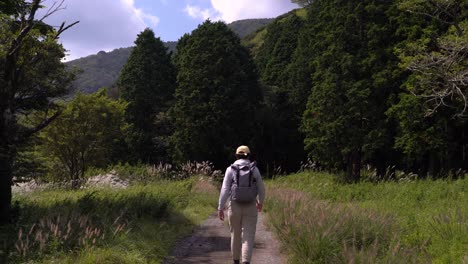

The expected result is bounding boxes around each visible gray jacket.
[218,159,265,210]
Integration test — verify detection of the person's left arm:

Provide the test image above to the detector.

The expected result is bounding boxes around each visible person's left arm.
[254,167,265,212]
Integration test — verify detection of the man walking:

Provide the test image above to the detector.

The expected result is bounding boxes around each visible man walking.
[218,145,265,264]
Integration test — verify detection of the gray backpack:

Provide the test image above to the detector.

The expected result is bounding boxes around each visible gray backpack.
[230,162,258,203]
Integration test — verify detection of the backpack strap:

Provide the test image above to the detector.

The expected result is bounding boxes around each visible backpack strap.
[249,162,257,186]
[231,164,240,186]
[231,162,257,187]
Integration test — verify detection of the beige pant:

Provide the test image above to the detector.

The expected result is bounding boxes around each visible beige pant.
[228,201,258,262]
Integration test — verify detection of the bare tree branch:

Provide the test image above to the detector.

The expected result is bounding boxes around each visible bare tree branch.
[407,37,468,117]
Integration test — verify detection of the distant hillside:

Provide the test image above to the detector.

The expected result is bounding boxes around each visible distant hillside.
[228,18,274,38]
[67,19,273,95]
[67,41,177,94]
[242,9,304,58]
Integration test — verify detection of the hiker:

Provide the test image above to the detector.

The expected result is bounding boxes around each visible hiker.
[218,145,266,264]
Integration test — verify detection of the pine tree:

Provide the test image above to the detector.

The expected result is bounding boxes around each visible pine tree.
[170,20,262,167]
[117,28,176,163]
[302,0,402,181]
[254,13,307,172]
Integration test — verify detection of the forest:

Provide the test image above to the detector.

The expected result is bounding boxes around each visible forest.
[0,0,467,263]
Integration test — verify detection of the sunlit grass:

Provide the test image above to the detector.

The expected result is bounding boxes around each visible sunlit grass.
[4,177,217,263]
[266,172,467,263]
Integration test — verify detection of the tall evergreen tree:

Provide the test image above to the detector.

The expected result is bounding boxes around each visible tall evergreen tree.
[254,13,307,172]
[117,28,176,163]
[170,20,262,168]
[302,0,402,181]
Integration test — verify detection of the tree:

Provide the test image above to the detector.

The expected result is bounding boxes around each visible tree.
[386,94,464,177]
[40,89,127,186]
[302,0,402,181]
[0,0,77,223]
[254,13,307,172]
[170,20,262,167]
[398,0,468,117]
[117,28,176,163]
[386,0,468,177]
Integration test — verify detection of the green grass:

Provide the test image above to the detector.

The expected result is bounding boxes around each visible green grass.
[1,177,218,263]
[266,172,467,263]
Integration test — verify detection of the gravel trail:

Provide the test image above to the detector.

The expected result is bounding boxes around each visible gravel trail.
[164,211,286,264]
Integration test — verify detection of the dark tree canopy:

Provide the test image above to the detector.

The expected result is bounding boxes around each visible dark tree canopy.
[117,28,176,163]
[253,13,307,172]
[170,20,262,167]
[301,0,402,181]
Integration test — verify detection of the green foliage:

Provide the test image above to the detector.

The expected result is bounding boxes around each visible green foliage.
[13,138,48,181]
[301,0,404,181]
[117,28,176,163]
[3,178,217,263]
[39,89,128,184]
[253,12,307,172]
[386,94,452,174]
[268,172,468,262]
[0,0,76,223]
[396,1,468,116]
[388,0,468,176]
[170,20,262,167]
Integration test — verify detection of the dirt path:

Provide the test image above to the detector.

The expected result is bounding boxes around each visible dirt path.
[164,211,286,264]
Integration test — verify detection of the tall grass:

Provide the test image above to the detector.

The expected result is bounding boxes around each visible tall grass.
[2,177,218,263]
[84,161,222,184]
[266,172,467,263]
[266,188,425,263]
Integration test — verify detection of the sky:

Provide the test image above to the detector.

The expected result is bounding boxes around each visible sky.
[37,0,299,61]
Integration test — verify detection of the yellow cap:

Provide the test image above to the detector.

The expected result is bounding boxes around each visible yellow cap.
[236,145,250,155]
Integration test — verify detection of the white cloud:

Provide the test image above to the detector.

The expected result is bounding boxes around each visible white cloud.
[121,0,160,27]
[38,0,160,61]
[184,4,220,21]
[210,0,298,23]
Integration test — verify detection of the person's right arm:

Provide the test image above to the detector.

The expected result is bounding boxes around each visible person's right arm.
[218,167,232,211]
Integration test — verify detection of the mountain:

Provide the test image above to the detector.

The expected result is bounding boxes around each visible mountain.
[67,19,273,95]
[242,9,305,59]
[227,18,274,38]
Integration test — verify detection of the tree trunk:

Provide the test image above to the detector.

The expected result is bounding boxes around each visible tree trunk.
[0,143,13,225]
[0,106,15,224]
[347,148,361,182]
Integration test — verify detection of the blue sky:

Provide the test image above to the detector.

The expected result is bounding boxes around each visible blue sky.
[38,0,299,61]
